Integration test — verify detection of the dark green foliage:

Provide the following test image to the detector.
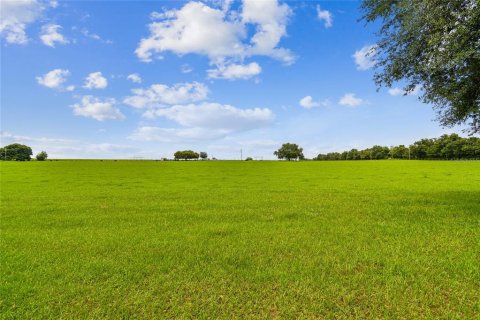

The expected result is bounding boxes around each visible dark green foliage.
[0,143,32,161]
[245,157,253,161]
[36,151,48,161]
[390,145,410,159]
[361,0,480,133]
[174,150,200,160]
[315,134,480,160]
[274,143,304,161]
[199,152,208,160]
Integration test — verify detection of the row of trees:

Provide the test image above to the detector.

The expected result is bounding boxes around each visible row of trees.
[314,134,480,160]
[173,150,208,160]
[0,144,48,161]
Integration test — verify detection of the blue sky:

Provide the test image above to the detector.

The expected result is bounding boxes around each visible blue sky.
[1,0,463,159]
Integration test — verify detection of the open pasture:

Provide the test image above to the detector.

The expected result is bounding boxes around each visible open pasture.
[1,160,479,318]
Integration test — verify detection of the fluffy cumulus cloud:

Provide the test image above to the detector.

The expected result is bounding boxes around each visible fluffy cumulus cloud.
[83,72,108,89]
[127,73,142,83]
[353,44,377,71]
[207,62,261,80]
[123,82,208,108]
[136,1,244,62]
[299,95,329,109]
[316,5,332,28]
[241,0,293,63]
[39,23,68,47]
[0,0,44,44]
[388,85,421,96]
[36,69,72,89]
[338,93,364,107]
[135,0,294,70]
[72,96,125,121]
[131,102,274,142]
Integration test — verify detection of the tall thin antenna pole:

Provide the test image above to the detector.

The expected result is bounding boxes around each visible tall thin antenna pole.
[240,149,243,161]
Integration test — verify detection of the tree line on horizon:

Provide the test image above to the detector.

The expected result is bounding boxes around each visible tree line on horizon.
[314,134,480,161]
[1,134,479,161]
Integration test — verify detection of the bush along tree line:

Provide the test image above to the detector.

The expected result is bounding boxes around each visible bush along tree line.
[0,144,49,161]
[174,150,208,160]
[314,134,480,160]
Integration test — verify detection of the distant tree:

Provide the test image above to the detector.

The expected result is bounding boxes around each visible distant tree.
[370,145,390,159]
[274,143,304,161]
[36,151,48,161]
[410,139,433,159]
[199,152,208,160]
[360,149,371,160]
[0,144,32,161]
[245,157,253,161]
[174,151,182,160]
[348,149,361,160]
[361,0,480,134]
[390,145,409,159]
[174,150,199,160]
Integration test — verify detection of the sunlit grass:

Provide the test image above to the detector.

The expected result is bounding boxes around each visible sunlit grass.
[1,160,479,318]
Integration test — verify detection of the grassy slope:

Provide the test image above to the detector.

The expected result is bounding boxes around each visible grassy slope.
[1,160,479,319]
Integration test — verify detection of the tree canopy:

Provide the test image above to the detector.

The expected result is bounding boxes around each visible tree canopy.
[174,150,200,160]
[274,143,304,161]
[0,144,33,161]
[361,0,480,134]
[36,151,48,161]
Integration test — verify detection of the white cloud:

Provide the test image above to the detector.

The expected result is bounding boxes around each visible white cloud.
[127,73,142,83]
[207,62,261,80]
[353,44,377,71]
[136,0,294,65]
[316,5,332,28]
[79,28,113,44]
[338,93,364,107]
[83,72,108,89]
[36,69,70,89]
[40,23,68,47]
[72,96,125,121]
[387,88,404,96]
[388,85,421,96]
[181,64,193,73]
[241,0,294,64]
[136,2,244,62]
[145,102,274,129]
[123,82,208,108]
[129,127,230,142]
[0,0,44,44]
[131,102,274,142]
[299,95,329,109]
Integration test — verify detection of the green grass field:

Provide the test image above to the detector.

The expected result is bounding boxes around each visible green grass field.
[1,160,479,319]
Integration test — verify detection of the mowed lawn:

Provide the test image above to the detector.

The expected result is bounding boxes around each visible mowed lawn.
[1,160,479,319]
